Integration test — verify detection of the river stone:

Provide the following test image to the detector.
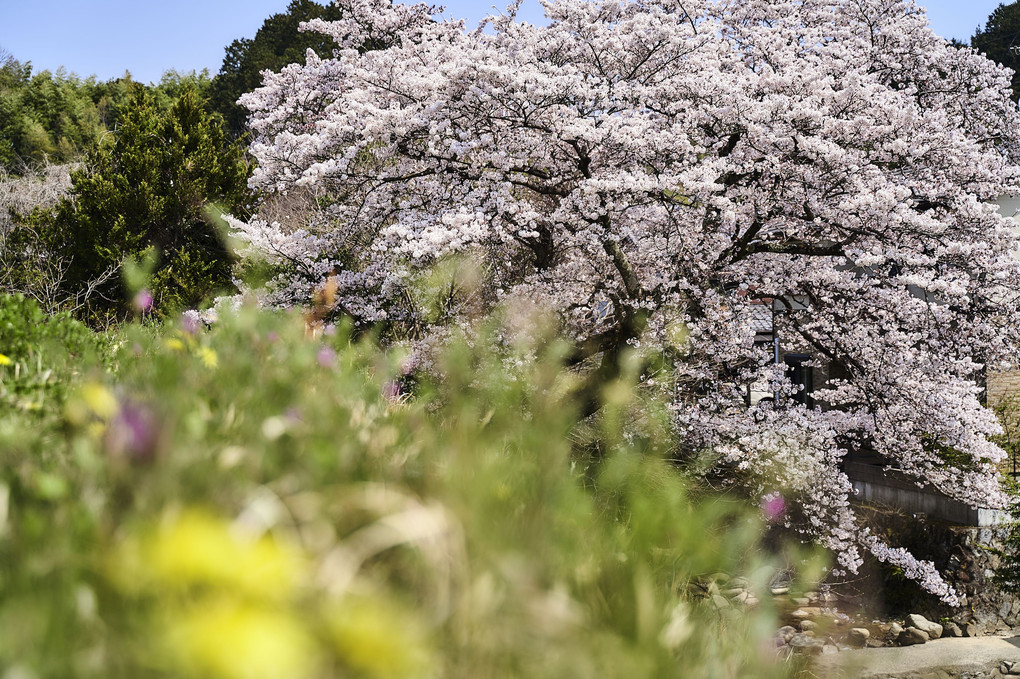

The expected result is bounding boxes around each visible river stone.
[886,622,904,641]
[788,633,823,655]
[791,607,823,619]
[848,628,870,647]
[799,620,817,632]
[898,627,929,646]
[906,613,943,639]
[777,625,797,643]
[943,621,963,637]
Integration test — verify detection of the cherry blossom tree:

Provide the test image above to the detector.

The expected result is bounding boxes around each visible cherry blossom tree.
[228,0,1020,602]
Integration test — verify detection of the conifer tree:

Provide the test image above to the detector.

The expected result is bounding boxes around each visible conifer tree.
[31,86,250,320]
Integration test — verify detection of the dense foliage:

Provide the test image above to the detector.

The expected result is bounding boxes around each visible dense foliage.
[0,296,805,679]
[0,54,104,170]
[972,2,1020,101]
[230,0,1020,600]
[0,50,215,174]
[0,293,107,424]
[24,87,250,320]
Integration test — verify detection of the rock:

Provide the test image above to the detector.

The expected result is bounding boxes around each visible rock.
[906,613,943,639]
[943,621,963,637]
[848,628,870,647]
[963,623,979,637]
[833,613,851,626]
[1001,600,1014,619]
[724,587,745,597]
[790,607,823,619]
[799,620,817,632]
[787,633,823,655]
[898,627,929,646]
[730,577,749,588]
[792,597,811,606]
[821,644,839,655]
[865,639,885,648]
[712,594,731,610]
[886,622,904,641]
[777,625,797,643]
[744,595,759,608]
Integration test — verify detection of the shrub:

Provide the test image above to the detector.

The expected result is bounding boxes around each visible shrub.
[26,86,250,322]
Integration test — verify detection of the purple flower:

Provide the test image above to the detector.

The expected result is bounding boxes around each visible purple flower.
[317,346,337,367]
[105,401,160,463]
[181,310,201,335]
[383,380,402,400]
[133,289,154,313]
[761,493,786,522]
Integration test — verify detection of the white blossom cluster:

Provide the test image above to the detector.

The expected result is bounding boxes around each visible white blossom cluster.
[229,0,1020,600]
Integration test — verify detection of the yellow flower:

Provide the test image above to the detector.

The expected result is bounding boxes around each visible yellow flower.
[326,596,434,679]
[164,597,319,679]
[0,353,11,366]
[81,382,119,419]
[165,338,186,352]
[198,346,219,369]
[142,511,306,599]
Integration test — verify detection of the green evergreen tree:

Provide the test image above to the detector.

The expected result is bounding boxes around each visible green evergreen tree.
[29,87,251,321]
[87,71,146,133]
[972,2,1020,102]
[208,0,346,135]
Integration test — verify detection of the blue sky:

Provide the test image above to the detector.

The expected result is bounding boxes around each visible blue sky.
[0,0,1010,84]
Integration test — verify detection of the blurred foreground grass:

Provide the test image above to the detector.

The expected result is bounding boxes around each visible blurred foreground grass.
[0,294,810,679]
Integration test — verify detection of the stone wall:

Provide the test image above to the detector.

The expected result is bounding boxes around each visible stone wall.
[851,508,1019,635]
[987,370,1020,411]
[987,370,1020,478]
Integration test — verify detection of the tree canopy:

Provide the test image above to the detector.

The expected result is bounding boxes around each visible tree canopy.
[208,0,347,135]
[972,2,1020,101]
[0,56,104,170]
[228,0,1020,601]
